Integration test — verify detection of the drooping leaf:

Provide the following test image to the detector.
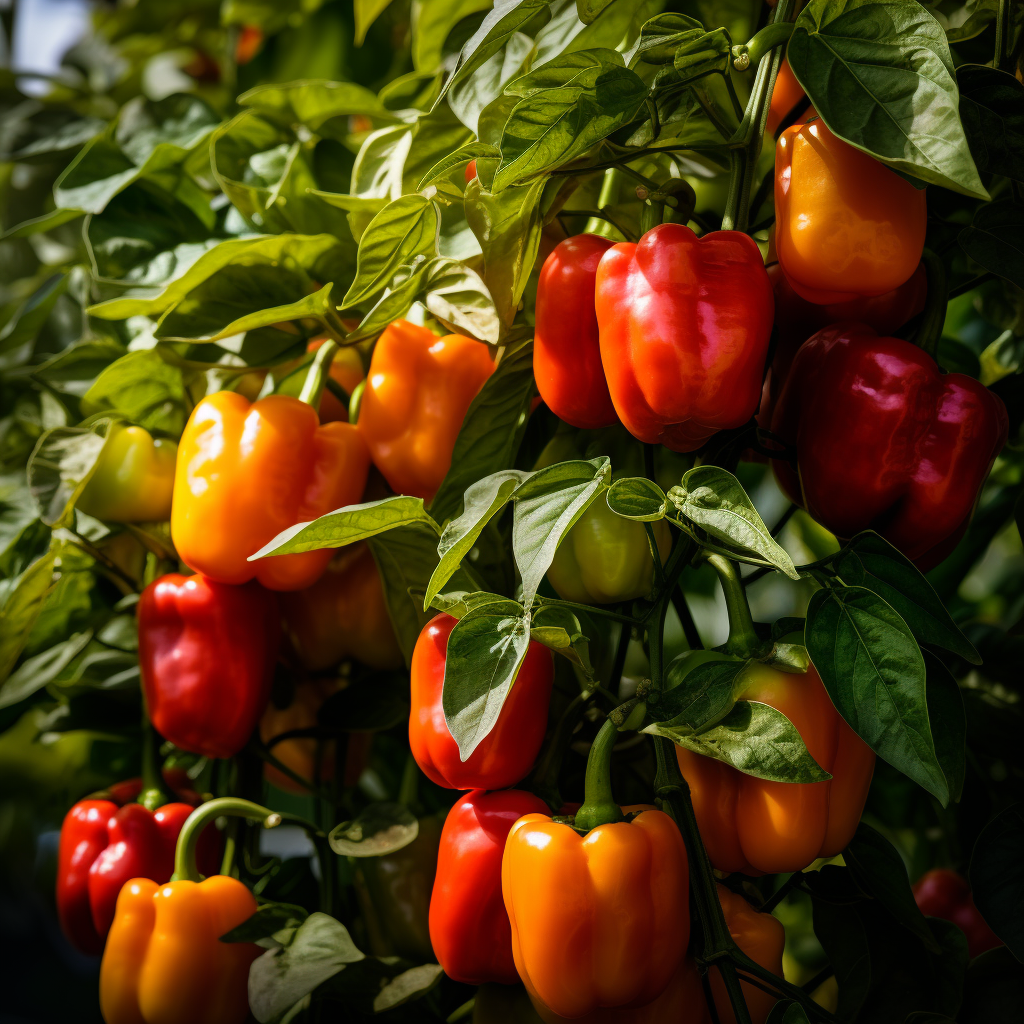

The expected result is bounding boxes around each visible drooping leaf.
[957,65,1024,182]
[959,201,1024,290]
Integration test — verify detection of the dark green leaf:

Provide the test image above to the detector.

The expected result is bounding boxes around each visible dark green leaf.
[836,532,980,664]
[970,804,1024,961]
[806,585,947,804]
[0,631,93,710]
[672,27,731,83]
[372,964,444,1012]
[652,655,748,732]
[957,65,1024,182]
[646,700,831,783]
[329,803,419,856]
[80,351,191,437]
[414,0,494,72]
[220,903,309,947]
[442,612,532,759]
[766,1002,811,1024]
[606,477,668,521]
[0,276,68,357]
[959,201,1024,289]
[28,422,114,528]
[624,12,705,66]
[0,552,57,684]
[788,0,987,199]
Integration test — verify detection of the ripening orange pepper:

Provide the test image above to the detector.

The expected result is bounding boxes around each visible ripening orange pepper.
[171,389,370,591]
[279,542,404,672]
[99,875,260,1024]
[356,320,494,501]
[502,805,690,1018]
[775,118,927,304]
[766,59,810,136]
[676,661,875,875]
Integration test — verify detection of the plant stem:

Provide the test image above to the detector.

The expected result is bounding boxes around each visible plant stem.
[914,248,948,360]
[137,719,172,811]
[995,0,1011,70]
[740,21,795,66]
[574,718,625,831]
[173,798,281,882]
[706,553,761,657]
[299,338,338,407]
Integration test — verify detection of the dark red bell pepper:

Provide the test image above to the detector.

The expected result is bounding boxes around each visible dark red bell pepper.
[535,234,618,429]
[429,788,549,984]
[595,222,774,451]
[56,779,219,954]
[770,324,1008,568]
[409,614,554,790]
[139,574,280,759]
[913,868,1002,958]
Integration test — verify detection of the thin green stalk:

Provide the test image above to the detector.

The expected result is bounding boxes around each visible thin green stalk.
[173,798,281,882]
[299,338,339,407]
[138,719,172,811]
[706,553,761,658]
[546,599,640,626]
[574,719,625,831]
[914,248,948,360]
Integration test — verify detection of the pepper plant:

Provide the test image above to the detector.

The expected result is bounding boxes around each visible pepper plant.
[0,0,1022,1022]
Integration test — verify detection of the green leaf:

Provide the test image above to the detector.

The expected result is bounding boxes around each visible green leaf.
[220,903,309,948]
[806,585,947,804]
[959,201,1024,290]
[969,805,1024,961]
[250,496,439,561]
[328,803,419,856]
[422,257,501,343]
[531,601,593,676]
[372,964,445,1013]
[623,12,705,66]
[28,422,115,528]
[494,51,647,191]
[672,27,732,83]
[442,612,532,760]
[844,823,942,952]
[652,657,749,732]
[923,652,966,803]
[669,466,799,579]
[606,477,668,521]
[354,0,394,44]
[80,351,191,438]
[429,337,535,524]
[576,0,616,24]
[766,1002,812,1024]
[512,457,611,610]
[0,631,93,710]
[788,0,988,199]
[978,330,1024,386]
[957,65,1024,182]
[248,913,365,1024]
[426,471,526,610]
[414,0,494,73]
[342,194,440,308]
[238,79,397,138]
[836,532,980,664]
[418,142,502,190]
[428,590,524,619]
[449,32,535,137]
[0,275,68,357]
[0,552,57,684]
[646,700,831,783]
[1,207,85,240]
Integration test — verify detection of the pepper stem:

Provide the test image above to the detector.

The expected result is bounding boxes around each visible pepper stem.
[137,718,171,812]
[737,21,795,67]
[706,553,761,658]
[298,339,339,409]
[574,718,625,831]
[172,797,281,882]
[913,248,947,362]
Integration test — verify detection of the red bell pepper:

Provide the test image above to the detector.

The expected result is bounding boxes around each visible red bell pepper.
[409,614,554,790]
[139,574,280,760]
[535,234,618,429]
[429,788,549,985]
[56,781,219,954]
[913,868,1002,958]
[595,223,774,451]
[770,324,1008,568]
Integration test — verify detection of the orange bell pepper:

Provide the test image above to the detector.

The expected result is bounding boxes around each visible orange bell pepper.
[676,661,875,875]
[356,319,494,500]
[279,542,404,671]
[171,347,370,591]
[775,118,927,304]
[99,875,260,1024]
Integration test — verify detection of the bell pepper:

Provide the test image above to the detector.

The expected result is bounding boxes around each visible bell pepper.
[139,573,280,760]
[913,868,1002,958]
[430,788,549,985]
[594,223,774,451]
[259,678,340,793]
[775,118,927,304]
[766,58,809,136]
[535,235,618,430]
[547,494,671,605]
[409,614,554,790]
[361,814,442,961]
[770,324,1009,568]
[674,657,875,875]
[757,262,928,428]
[502,719,690,1019]
[279,542,404,672]
[56,783,220,954]
[77,425,177,523]
[356,319,495,501]
[171,343,370,590]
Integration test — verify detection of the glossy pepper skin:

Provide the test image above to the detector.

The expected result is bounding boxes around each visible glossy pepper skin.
[56,786,219,954]
[280,542,403,672]
[410,614,554,790]
[139,574,280,760]
[77,425,177,523]
[535,235,618,430]
[595,223,774,451]
[502,807,690,1018]
[913,869,1002,958]
[430,789,549,985]
[775,119,927,304]
[770,324,1009,568]
[766,58,809,136]
[99,875,260,1024]
[675,659,875,875]
[356,319,494,501]
[547,496,671,605]
[171,390,370,590]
